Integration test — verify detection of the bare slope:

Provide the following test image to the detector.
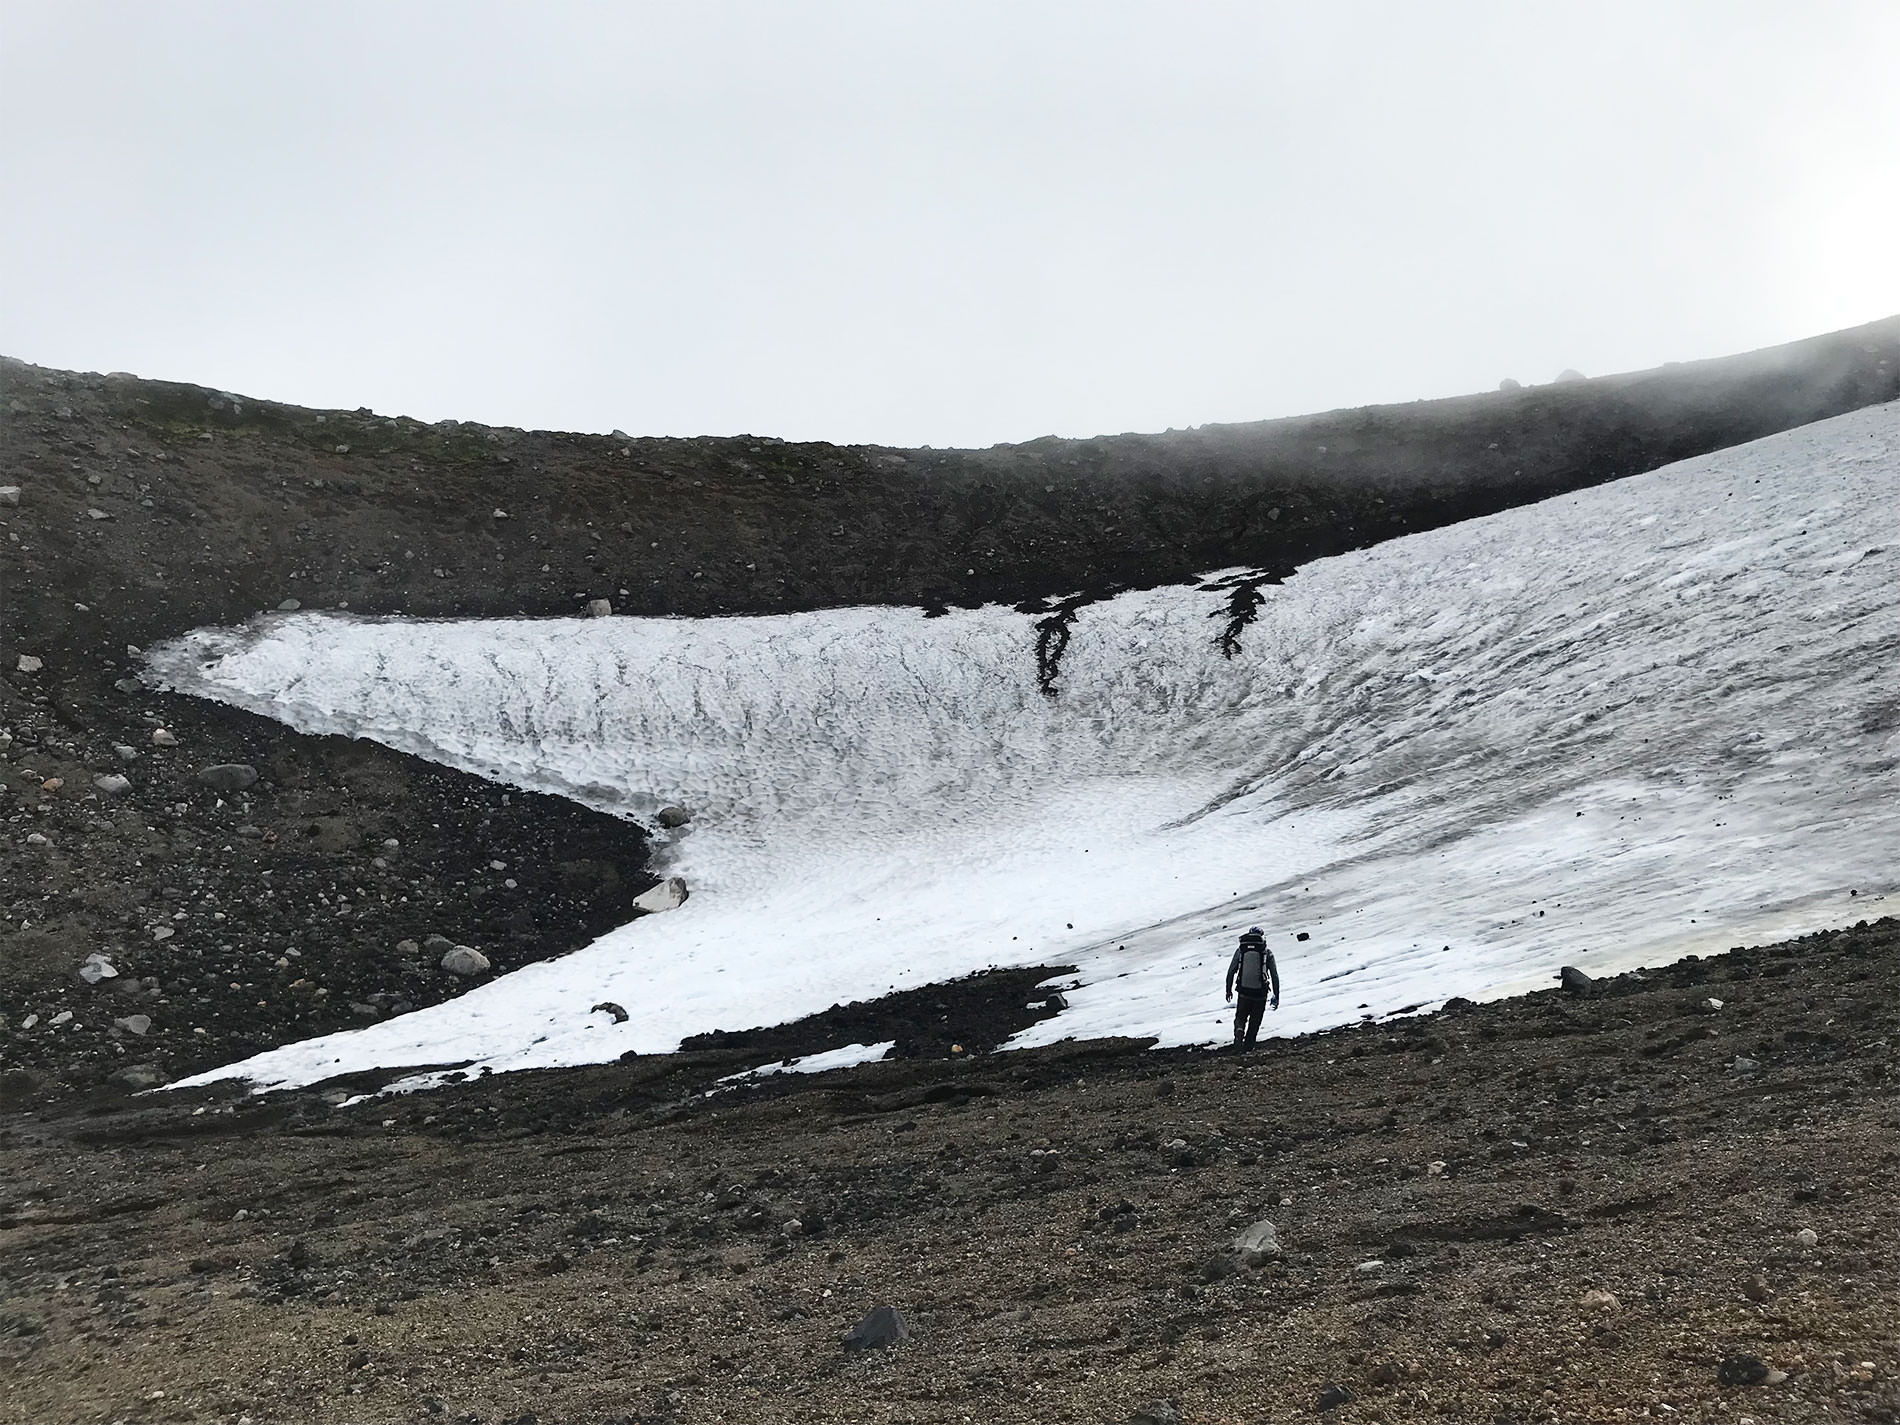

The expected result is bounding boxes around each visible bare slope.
[2,317,1898,1099]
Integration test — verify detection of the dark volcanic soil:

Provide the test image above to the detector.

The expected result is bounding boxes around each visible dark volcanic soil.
[0,920,1894,1425]
[3,318,1898,1097]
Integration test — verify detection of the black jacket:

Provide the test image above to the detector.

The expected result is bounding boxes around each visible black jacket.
[1226,934,1280,1003]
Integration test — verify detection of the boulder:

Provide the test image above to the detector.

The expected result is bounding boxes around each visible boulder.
[440,946,491,977]
[1558,965,1594,995]
[633,877,688,913]
[1498,377,1522,392]
[197,764,259,793]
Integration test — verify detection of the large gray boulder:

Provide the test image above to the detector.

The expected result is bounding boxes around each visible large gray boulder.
[439,946,491,977]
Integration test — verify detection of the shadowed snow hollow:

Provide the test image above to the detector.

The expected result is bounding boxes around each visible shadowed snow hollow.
[150,403,1900,1091]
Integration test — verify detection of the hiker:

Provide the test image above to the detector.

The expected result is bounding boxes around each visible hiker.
[1224,926,1280,1048]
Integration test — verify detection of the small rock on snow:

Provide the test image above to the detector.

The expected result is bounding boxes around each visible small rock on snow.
[633,877,688,913]
[656,805,692,829]
[591,1001,629,1023]
[1558,965,1594,995]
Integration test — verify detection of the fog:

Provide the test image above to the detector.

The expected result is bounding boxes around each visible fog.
[3,2,1897,447]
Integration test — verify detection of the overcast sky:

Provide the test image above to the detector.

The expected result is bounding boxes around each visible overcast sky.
[3,3,1897,448]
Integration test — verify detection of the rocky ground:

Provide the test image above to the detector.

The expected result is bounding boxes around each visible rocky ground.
[0,919,1894,1425]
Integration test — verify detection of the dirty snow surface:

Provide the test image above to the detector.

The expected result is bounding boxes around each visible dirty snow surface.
[151,403,1900,1092]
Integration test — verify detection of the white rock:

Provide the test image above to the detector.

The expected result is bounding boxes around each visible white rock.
[93,773,132,796]
[0,485,19,505]
[440,945,491,977]
[26,831,51,847]
[151,727,178,746]
[633,876,688,913]
[1796,1227,1818,1248]
[1232,1219,1282,1265]
[151,925,175,941]
[16,655,42,674]
[585,598,613,618]
[1356,1259,1386,1273]
[79,953,119,984]
[114,1014,153,1036]
[113,744,138,761]
[87,507,110,520]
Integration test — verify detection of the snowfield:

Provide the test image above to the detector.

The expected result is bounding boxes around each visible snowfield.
[149,403,1900,1092]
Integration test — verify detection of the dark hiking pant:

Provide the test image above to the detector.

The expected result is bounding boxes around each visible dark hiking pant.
[1234,992,1268,1047]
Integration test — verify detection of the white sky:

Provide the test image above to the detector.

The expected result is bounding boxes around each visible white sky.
[3,3,1898,448]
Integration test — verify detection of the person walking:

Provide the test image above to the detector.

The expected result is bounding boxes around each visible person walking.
[1224,926,1280,1049]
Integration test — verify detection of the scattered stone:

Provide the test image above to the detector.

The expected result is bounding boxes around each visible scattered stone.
[87,507,110,519]
[1315,1381,1355,1412]
[25,832,50,847]
[0,485,18,505]
[656,805,692,829]
[78,953,119,984]
[1700,996,1725,1013]
[1795,1227,1818,1249]
[93,773,132,796]
[395,939,420,956]
[151,926,175,942]
[492,509,509,520]
[113,743,138,761]
[1731,1055,1761,1074]
[1558,965,1594,995]
[1127,1401,1180,1425]
[842,1304,909,1353]
[16,654,42,674]
[197,764,259,793]
[440,946,491,977]
[633,877,688,913]
[113,1014,153,1036]
[585,598,613,618]
[40,776,63,793]
[277,598,302,612]
[1718,1353,1771,1386]
[1579,1288,1620,1312]
[591,1001,629,1023]
[151,727,178,746]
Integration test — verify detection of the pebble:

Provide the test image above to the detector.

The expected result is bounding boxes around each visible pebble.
[1232,1218,1282,1266]
[0,485,18,505]
[1355,1259,1385,1273]
[151,727,178,746]
[1579,1287,1620,1311]
[78,953,119,984]
[1795,1227,1818,1248]
[440,946,491,977]
[842,1304,909,1353]
[197,764,260,793]
[113,1014,153,1036]
[16,655,42,674]
[113,744,138,761]
[1314,1381,1355,1412]
[25,832,50,847]
[93,773,132,796]
[277,598,301,612]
